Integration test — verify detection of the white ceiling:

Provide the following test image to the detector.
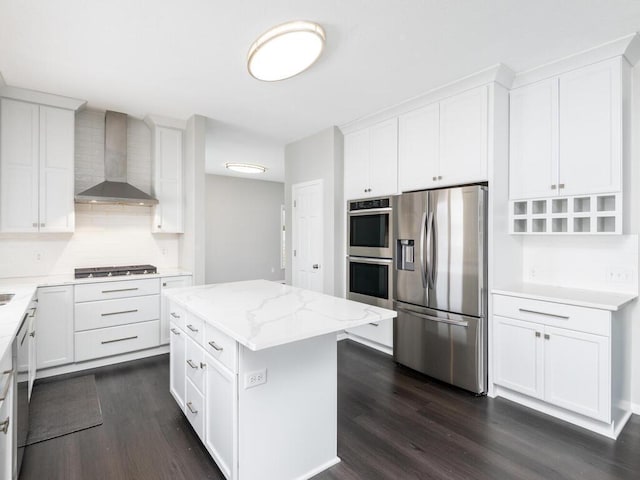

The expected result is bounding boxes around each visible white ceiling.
[1,0,640,148]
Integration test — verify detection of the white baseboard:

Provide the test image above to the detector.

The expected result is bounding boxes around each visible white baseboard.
[631,402,640,415]
[36,344,169,380]
[344,333,393,356]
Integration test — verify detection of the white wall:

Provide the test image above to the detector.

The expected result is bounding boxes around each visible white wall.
[205,175,284,284]
[284,127,344,296]
[0,109,181,279]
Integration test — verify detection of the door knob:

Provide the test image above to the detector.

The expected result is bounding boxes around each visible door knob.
[312,264,320,269]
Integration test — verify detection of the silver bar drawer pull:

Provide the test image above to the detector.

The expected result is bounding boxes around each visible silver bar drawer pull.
[208,341,223,352]
[101,335,138,345]
[0,417,9,434]
[369,322,380,327]
[186,324,199,333]
[186,359,198,369]
[186,402,198,414]
[170,312,181,319]
[170,328,181,335]
[101,309,138,317]
[518,308,569,320]
[101,287,139,294]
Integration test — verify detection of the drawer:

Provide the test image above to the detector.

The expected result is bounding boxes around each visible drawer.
[185,335,206,393]
[186,378,205,440]
[162,275,192,290]
[346,318,393,347]
[493,294,610,337]
[74,320,160,362]
[184,312,204,344]
[75,278,160,303]
[75,295,160,331]
[204,322,237,373]
[167,302,187,331]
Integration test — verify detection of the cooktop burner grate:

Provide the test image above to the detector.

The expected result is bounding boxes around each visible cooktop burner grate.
[74,264,158,279]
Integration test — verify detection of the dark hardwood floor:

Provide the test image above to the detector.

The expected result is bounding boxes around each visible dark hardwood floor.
[20,340,640,480]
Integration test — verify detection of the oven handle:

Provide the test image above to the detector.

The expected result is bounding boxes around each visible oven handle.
[348,207,392,215]
[396,306,469,328]
[347,257,393,265]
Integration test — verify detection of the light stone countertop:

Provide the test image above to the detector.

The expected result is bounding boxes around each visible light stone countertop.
[492,282,637,311]
[165,279,398,351]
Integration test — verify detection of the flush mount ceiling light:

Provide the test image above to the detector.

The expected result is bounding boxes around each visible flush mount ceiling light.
[225,163,267,174]
[247,20,326,81]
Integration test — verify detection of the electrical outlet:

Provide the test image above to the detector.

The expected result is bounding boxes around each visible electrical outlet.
[244,369,267,389]
[605,267,633,283]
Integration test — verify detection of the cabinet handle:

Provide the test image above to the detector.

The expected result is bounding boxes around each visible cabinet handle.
[186,359,198,369]
[170,312,181,319]
[551,184,557,190]
[0,417,9,434]
[162,282,167,287]
[30,331,35,338]
[432,176,437,181]
[200,362,206,369]
[558,183,565,189]
[208,341,223,352]
[157,225,162,229]
[170,328,181,335]
[101,287,139,294]
[535,331,541,337]
[369,322,379,327]
[32,223,38,228]
[518,308,569,320]
[40,223,45,227]
[438,176,442,180]
[186,402,198,414]
[544,334,550,340]
[186,324,199,333]
[101,309,138,317]
[101,335,138,345]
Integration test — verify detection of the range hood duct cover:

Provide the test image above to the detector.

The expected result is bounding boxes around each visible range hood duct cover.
[75,111,158,206]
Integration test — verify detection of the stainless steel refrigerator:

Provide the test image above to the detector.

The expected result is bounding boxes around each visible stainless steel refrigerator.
[393,185,487,394]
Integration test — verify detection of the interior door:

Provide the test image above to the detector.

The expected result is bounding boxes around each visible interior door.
[427,186,485,317]
[292,180,324,293]
[394,190,428,308]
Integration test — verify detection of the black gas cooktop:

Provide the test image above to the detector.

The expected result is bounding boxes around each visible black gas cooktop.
[74,264,158,279]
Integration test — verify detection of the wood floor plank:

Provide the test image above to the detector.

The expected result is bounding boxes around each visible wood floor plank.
[19,340,640,480]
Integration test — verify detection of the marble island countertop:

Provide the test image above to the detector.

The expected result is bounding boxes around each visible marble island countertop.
[165,279,398,351]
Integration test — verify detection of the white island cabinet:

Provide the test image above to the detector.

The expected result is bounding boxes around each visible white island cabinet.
[165,280,397,480]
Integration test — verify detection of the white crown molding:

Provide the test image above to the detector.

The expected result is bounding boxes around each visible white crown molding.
[512,32,640,89]
[340,63,514,135]
[144,114,187,131]
[0,84,86,111]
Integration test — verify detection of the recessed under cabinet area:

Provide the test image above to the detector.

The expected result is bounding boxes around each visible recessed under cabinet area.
[510,193,621,234]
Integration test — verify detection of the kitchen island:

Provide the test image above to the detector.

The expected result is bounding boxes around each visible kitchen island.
[164,279,397,480]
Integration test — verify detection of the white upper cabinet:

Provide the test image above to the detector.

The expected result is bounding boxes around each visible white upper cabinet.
[344,119,398,200]
[559,58,622,196]
[398,103,439,192]
[438,85,488,186]
[150,125,184,233]
[509,78,559,200]
[509,57,624,200]
[397,85,489,192]
[0,98,76,232]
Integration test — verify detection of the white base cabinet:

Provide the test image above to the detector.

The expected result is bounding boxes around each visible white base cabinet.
[36,286,74,369]
[493,293,630,438]
[345,318,393,354]
[160,275,193,344]
[0,348,13,480]
[169,322,186,410]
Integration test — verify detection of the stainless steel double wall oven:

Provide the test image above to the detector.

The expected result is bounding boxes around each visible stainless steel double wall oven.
[347,196,394,309]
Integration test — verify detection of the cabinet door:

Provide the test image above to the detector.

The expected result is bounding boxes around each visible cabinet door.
[39,106,75,232]
[398,104,439,192]
[28,314,37,399]
[344,129,370,200]
[36,286,74,369]
[0,380,12,480]
[438,86,488,186]
[494,316,544,399]
[160,275,192,344]
[0,99,39,232]
[559,58,622,196]
[169,322,186,411]
[368,118,398,197]
[509,79,559,200]
[345,318,393,348]
[543,326,610,422]
[204,353,237,480]
[152,127,183,233]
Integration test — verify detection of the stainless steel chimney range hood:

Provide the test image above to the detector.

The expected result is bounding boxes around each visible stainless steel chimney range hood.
[75,111,158,206]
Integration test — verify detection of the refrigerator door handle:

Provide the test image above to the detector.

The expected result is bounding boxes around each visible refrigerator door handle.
[425,211,434,289]
[419,211,428,289]
[396,306,469,328]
